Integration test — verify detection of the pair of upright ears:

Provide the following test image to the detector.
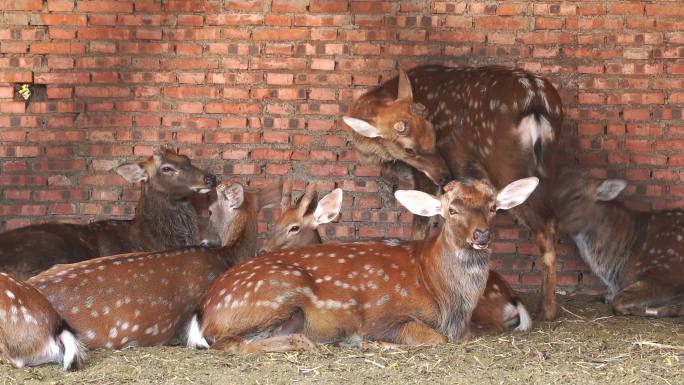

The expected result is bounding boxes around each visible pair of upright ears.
[395,177,540,217]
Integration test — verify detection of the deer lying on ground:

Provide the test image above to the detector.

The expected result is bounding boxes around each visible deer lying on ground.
[343,65,563,320]
[0,272,85,370]
[186,177,538,353]
[260,181,531,335]
[553,169,684,317]
[0,149,217,279]
[26,181,280,350]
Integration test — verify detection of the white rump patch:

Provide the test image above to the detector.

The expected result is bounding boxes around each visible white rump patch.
[185,314,209,349]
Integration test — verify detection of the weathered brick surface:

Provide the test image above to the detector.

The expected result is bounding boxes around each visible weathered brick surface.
[0,1,682,294]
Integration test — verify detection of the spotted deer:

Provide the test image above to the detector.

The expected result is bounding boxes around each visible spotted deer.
[26,181,280,350]
[0,272,85,370]
[553,169,684,317]
[344,65,563,320]
[185,177,538,353]
[0,149,217,279]
[261,181,531,334]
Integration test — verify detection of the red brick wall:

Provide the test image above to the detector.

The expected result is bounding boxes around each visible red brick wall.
[1,0,683,294]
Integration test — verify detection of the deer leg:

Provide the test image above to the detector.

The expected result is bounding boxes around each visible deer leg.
[612,281,684,318]
[535,221,558,320]
[394,320,448,345]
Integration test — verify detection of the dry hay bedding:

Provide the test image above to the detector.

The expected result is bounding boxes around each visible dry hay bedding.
[0,295,682,385]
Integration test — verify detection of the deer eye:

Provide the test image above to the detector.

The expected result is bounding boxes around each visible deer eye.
[288,225,300,234]
[490,205,496,213]
[404,147,416,156]
[161,165,176,174]
[449,208,458,216]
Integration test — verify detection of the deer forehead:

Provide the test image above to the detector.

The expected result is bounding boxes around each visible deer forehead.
[443,183,495,208]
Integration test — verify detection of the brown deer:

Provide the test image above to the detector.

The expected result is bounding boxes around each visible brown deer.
[260,181,531,335]
[343,65,563,320]
[185,177,538,352]
[553,169,684,318]
[0,149,217,279]
[0,272,85,370]
[26,181,280,350]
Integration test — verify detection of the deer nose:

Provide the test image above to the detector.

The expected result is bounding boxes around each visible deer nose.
[204,174,218,188]
[473,229,490,246]
[200,239,219,248]
[257,248,267,256]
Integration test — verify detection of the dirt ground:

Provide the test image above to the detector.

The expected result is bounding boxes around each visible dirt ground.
[0,294,682,385]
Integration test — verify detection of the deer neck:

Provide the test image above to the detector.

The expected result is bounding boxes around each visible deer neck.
[134,184,200,250]
[217,194,260,267]
[570,202,643,301]
[418,227,489,340]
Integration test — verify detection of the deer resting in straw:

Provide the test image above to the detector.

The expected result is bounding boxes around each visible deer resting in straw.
[26,181,279,350]
[185,177,538,352]
[260,181,531,335]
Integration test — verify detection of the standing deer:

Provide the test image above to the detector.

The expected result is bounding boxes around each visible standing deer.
[260,181,531,335]
[26,181,280,350]
[0,272,85,370]
[343,65,563,319]
[553,169,684,317]
[0,149,217,279]
[185,177,538,352]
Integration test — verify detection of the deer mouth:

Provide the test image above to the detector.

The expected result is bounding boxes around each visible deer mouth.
[471,242,489,250]
[192,187,213,194]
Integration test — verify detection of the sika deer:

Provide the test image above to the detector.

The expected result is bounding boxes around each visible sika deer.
[553,169,684,317]
[0,149,217,279]
[261,181,531,334]
[0,272,85,370]
[26,181,280,350]
[344,65,563,320]
[186,177,538,352]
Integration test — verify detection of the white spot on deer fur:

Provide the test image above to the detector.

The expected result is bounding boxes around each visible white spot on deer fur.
[4,290,15,299]
[132,324,139,332]
[315,278,323,283]
[71,306,79,314]
[323,275,332,281]
[376,295,390,306]
[109,328,118,339]
[85,330,96,340]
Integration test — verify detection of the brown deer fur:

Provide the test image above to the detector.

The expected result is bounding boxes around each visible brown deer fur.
[26,181,280,350]
[186,177,538,353]
[0,149,217,279]
[0,272,85,370]
[553,169,684,317]
[344,65,563,320]
[261,181,531,335]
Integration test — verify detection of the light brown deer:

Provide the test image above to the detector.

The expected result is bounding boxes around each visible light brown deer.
[343,65,563,320]
[185,177,538,352]
[260,181,530,335]
[553,169,684,317]
[0,149,217,279]
[26,181,280,350]
[0,272,85,370]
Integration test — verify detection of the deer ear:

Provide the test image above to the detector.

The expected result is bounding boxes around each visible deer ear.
[220,183,245,209]
[343,116,383,138]
[496,177,539,211]
[115,163,148,183]
[397,68,413,101]
[395,190,442,217]
[595,180,626,201]
[313,188,343,226]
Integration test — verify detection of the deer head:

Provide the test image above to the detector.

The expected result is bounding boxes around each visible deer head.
[259,181,343,254]
[200,180,282,249]
[552,169,627,234]
[396,177,539,250]
[115,148,217,199]
[343,69,450,185]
